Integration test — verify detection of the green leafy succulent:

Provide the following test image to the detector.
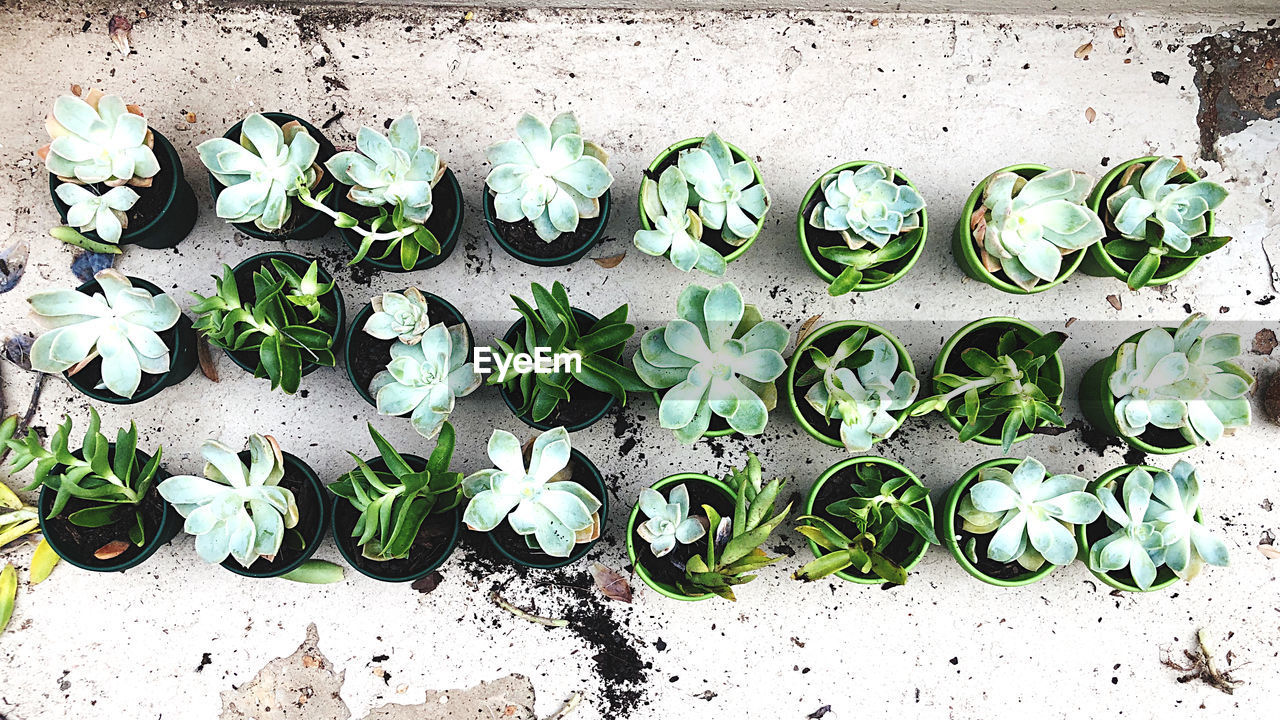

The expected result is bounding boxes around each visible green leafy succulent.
[677,132,770,246]
[39,88,159,187]
[198,113,322,231]
[54,183,139,245]
[634,165,724,276]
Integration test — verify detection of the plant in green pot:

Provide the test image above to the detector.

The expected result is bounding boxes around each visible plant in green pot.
[4,409,179,571]
[328,423,463,582]
[461,426,606,569]
[1081,156,1230,289]
[27,269,198,404]
[942,456,1100,586]
[909,317,1066,452]
[953,165,1104,294]
[633,282,788,443]
[787,321,918,451]
[1079,313,1251,454]
[1081,461,1228,592]
[41,86,198,252]
[794,457,936,585]
[191,253,346,395]
[797,162,928,294]
[158,433,327,579]
[483,112,614,266]
[485,281,646,432]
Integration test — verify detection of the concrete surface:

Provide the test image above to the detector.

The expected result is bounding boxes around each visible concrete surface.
[0,3,1277,720]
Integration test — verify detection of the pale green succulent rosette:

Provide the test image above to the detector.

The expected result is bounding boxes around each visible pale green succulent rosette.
[42,91,160,186]
[198,113,322,231]
[54,183,139,245]
[633,165,726,277]
[635,484,707,558]
[370,323,480,441]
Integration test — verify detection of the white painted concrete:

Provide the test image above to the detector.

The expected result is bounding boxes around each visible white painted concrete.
[0,5,1276,720]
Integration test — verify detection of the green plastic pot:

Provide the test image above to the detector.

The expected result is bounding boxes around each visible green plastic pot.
[37,446,181,572]
[329,454,462,582]
[1078,328,1196,454]
[796,161,928,292]
[483,188,612,267]
[338,167,465,272]
[65,276,198,405]
[785,320,915,447]
[49,129,198,250]
[207,112,338,241]
[221,451,328,579]
[803,457,934,584]
[344,290,471,406]
[1078,465,1200,592]
[626,472,736,601]
[497,308,617,432]
[222,252,347,383]
[484,449,606,569]
[940,457,1058,586]
[1078,156,1209,287]
[639,137,766,265]
[951,164,1086,295]
[932,316,1065,448]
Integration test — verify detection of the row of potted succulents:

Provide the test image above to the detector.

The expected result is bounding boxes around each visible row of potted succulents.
[39,88,1234,291]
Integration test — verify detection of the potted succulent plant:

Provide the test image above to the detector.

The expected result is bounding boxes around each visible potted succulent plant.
[487,281,646,432]
[461,426,605,569]
[626,454,790,601]
[4,410,179,571]
[796,162,928,295]
[794,457,936,585]
[952,165,1105,294]
[942,457,1101,587]
[786,321,918,452]
[1080,461,1229,592]
[328,423,463,582]
[191,252,346,395]
[633,281,788,444]
[482,112,614,266]
[1079,313,1252,455]
[908,317,1066,452]
[1080,156,1230,289]
[27,269,198,404]
[41,86,198,252]
[636,132,770,271]
[158,434,327,579]
[198,112,337,241]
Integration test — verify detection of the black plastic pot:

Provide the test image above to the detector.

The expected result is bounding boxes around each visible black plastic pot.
[496,308,616,432]
[220,451,328,579]
[344,290,471,406]
[65,276,198,405]
[207,112,338,241]
[49,129,198,250]
[483,189,612,267]
[339,167,465,272]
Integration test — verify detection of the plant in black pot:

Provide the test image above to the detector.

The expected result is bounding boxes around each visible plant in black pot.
[328,423,463,582]
[158,433,327,579]
[485,281,646,433]
[483,112,614,266]
[191,254,345,395]
[27,269,197,404]
[5,409,177,571]
[40,86,198,253]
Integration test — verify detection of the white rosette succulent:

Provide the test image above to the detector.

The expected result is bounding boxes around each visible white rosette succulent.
[370,323,480,440]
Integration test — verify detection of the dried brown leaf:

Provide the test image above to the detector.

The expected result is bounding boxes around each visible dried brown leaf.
[1113,24,1126,38]
[1085,107,1097,123]
[1065,317,1078,328]
[1106,294,1122,311]
[1251,328,1276,355]
[1258,544,1280,559]
[108,15,132,55]
[1075,41,1093,59]
[410,571,443,594]
[795,315,823,347]
[198,336,219,382]
[93,540,129,560]
[592,252,626,269]
[590,562,632,603]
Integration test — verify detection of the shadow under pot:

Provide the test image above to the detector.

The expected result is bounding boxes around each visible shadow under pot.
[65,275,199,405]
[498,308,617,433]
[1078,156,1209,287]
[940,457,1056,587]
[480,449,606,569]
[344,290,471,406]
[796,161,928,292]
[639,137,767,266]
[49,128,198,250]
[330,454,462,582]
[1078,328,1196,455]
[626,472,736,601]
[221,252,347,383]
[1077,465,1199,593]
[931,316,1065,448]
[38,445,181,572]
[221,450,328,579]
[804,457,934,585]
[338,167,465,272]
[206,112,338,241]
[785,320,915,448]
[483,187,612,267]
[951,164,1087,295]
